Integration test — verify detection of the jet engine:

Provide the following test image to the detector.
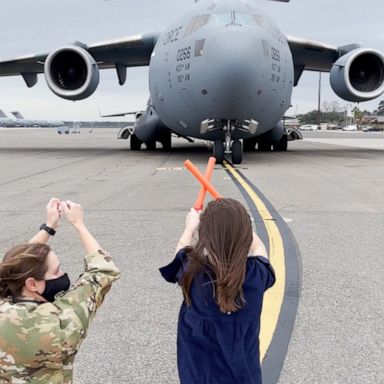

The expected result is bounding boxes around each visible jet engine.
[330,48,384,102]
[44,45,99,100]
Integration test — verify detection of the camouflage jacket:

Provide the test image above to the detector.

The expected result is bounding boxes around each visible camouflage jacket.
[0,249,120,384]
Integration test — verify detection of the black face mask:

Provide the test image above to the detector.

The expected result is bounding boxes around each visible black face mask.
[41,273,71,302]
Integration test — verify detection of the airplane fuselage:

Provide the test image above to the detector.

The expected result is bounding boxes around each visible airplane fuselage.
[0,119,16,127]
[149,0,294,140]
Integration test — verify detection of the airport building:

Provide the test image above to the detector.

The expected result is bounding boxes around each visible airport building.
[361,115,384,130]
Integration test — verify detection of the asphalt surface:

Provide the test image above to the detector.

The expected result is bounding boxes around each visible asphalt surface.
[0,128,383,384]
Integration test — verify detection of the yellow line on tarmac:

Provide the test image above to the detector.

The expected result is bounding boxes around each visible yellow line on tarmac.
[223,161,286,361]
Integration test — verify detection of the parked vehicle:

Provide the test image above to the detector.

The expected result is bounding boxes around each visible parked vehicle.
[327,124,342,130]
[362,125,383,132]
[299,124,319,131]
[342,124,358,131]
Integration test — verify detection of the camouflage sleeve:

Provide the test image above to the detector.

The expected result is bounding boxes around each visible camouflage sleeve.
[52,249,120,371]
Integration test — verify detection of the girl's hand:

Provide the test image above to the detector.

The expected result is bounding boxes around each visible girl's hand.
[61,200,84,228]
[46,198,61,230]
[250,232,268,258]
[185,208,200,233]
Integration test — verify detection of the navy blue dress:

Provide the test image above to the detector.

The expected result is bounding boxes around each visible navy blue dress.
[160,249,275,384]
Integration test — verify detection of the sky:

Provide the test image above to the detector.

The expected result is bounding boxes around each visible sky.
[0,0,383,120]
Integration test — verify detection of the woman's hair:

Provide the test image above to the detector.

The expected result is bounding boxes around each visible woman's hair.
[0,243,50,299]
[181,198,253,313]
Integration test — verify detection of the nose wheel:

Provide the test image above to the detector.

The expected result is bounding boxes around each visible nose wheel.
[212,139,243,164]
[231,140,243,164]
[212,120,243,164]
[213,139,225,164]
[209,120,246,164]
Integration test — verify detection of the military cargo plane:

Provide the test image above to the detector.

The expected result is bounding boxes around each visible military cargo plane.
[10,111,65,128]
[0,0,383,163]
[0,109,65,128]
[0,110,15,128]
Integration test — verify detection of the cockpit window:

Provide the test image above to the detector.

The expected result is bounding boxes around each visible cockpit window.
[207,12,264,28]
[235,14,257,26]
[184,14,211,37]
[209,13,232,26]
[184,11,234,37]
[184,16,200,37]
[228,13,265,28]
[195,15,211,32]
[183,11,274,37]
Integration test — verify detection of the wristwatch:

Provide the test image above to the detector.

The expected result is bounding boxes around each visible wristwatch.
[40,224,56,236]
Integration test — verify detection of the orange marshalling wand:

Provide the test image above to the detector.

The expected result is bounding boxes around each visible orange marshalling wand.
[184,159,222,205]
[193,157,217,211]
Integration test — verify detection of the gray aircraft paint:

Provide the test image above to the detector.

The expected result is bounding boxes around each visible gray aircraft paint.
[10,111,65,128]
[0,109,64,128]
[0,110,17,127]
[149,0,293,140]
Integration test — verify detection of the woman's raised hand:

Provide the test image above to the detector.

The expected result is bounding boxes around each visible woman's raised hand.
[46,198,61,230]
[61,200,84,228]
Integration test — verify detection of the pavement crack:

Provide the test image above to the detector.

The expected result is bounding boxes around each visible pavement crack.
[0,160,82,186]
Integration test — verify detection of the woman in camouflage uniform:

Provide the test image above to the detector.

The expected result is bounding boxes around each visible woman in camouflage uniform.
[0,198,120,383]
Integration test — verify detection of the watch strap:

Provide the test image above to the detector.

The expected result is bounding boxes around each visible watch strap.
[40,223,56,236]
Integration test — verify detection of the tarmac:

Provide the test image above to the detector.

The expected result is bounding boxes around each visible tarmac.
[0,128,383,384]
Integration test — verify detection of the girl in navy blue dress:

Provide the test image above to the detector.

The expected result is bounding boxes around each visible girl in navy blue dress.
[160,198,275,384]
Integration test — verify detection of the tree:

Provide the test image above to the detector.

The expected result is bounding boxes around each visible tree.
[352,106,364,125]
[322,101,331,113]
[329,101,342,113]
[322,101,342,113]
[297,110,345,125]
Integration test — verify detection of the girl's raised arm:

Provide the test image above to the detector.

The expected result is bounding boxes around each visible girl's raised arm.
[175,208,200,254]
[250,232,268,259]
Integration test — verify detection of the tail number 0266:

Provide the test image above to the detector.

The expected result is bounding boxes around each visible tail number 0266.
[177,47,191,62]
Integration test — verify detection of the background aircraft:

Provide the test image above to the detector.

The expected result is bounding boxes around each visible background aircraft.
[0,0,383,163]
[10,111,65,128]
[0,110,16,127]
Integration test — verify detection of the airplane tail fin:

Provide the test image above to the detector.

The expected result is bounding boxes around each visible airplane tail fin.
[0,110,7,118]
[11,111,24,119]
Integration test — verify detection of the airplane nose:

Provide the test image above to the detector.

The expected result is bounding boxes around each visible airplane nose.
[204,30,262,118]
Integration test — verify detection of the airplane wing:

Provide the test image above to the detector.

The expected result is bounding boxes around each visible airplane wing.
[98,105,145,118]
[287,35,360,85]
[101,111,138,118]
[88,32,159,70]
[0,32,160,85]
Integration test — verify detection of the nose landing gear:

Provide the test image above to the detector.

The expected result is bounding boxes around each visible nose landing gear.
[201,119,257,164]
[212,120,243,164]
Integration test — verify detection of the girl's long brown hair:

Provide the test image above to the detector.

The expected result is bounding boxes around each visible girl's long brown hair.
[0,243,50,299]
[181,198,253,313]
